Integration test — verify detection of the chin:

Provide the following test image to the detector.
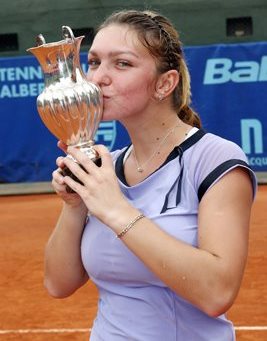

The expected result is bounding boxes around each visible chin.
[101,110,124,122]
[101,114,114,122]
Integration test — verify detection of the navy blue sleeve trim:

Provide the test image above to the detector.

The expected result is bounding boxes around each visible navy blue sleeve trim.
[197,159,252,202]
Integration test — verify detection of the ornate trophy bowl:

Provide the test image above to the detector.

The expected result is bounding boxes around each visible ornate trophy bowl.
[27,26,103,192]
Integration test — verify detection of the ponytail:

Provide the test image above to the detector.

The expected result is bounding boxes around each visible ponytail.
[178,105,201,128]
[174,59,202,128]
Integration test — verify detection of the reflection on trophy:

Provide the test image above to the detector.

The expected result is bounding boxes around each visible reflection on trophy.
[27,26,103,192]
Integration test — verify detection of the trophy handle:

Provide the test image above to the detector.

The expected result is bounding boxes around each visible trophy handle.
[36,34,46,46]
[62,26,75,42]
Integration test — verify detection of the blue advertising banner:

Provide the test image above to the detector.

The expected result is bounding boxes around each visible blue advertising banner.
[187,41,267,173]
[0,41,266,183]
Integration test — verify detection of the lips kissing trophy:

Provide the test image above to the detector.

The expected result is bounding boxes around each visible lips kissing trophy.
[28,26,103,192]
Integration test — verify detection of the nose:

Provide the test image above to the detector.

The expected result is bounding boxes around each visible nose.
[87,64,111,87]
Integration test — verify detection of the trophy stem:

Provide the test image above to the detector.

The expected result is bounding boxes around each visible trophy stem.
[61,143,101,193]
[77,140,99,163]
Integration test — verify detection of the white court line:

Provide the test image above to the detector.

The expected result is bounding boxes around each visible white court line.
[235,326,267,331]
[0,326,266,335]
[0,328,91,335]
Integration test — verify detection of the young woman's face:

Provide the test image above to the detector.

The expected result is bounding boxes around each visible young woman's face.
[87,24,159,121]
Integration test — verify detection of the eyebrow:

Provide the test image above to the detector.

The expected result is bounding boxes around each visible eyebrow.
[88,49,140,59]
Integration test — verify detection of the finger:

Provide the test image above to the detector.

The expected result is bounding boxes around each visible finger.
[57,140,68,154]
[52,173,67,194]
[93,144,113,168]
[63,172,86,195]
[63,155,88,182]
[52,178,66,194]
[52,168,65,185]
[67,146,98,175]
[56,156,66,169]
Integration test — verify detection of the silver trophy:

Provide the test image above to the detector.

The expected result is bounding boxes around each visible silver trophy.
[27,26,103,192]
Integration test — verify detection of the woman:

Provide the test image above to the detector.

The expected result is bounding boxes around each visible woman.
[45,9,257,340]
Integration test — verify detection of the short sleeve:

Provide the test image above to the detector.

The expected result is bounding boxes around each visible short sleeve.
[192,134,257,201]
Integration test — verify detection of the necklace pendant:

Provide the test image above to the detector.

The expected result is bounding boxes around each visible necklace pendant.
[137,167,143,173]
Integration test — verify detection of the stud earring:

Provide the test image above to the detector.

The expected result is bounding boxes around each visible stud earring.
[158,94,164,101]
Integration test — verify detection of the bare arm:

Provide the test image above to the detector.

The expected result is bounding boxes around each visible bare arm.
[44,202,89,298]
[44,148,89,298]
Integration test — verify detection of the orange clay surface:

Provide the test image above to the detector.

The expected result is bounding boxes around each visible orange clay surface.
[0,186,266,341]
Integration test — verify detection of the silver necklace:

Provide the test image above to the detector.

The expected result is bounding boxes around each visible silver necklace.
[132,123,180,173]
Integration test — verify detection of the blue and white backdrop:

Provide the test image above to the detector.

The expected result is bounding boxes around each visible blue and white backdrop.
[0,41,266,182]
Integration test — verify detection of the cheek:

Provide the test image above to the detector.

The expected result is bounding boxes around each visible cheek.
[102,84,151,121]
[118,79,153,107]
[102,83,153,121]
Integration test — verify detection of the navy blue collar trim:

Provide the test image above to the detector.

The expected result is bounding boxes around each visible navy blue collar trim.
[115,128,207,186]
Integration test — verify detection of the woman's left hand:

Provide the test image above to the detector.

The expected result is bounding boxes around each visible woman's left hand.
[62,145,131,225]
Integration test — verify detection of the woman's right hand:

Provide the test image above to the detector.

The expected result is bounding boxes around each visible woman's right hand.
[52,141,85,209]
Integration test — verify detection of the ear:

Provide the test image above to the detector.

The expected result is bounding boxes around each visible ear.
[154,70,179,101]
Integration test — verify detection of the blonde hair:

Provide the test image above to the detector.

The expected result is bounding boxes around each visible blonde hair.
[98,9,201,128]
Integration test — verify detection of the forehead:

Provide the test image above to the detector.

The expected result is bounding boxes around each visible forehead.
[90,24,148,56]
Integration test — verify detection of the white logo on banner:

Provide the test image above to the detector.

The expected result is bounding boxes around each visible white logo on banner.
[95,121,117,151]
[241,119,266,167]
[241,119,263,154]
[0,66,43,98]
[203,56,267,84]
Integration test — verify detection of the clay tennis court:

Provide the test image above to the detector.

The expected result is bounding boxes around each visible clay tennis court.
[0,185,266,341]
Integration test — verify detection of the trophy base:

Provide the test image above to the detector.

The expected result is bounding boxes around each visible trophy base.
[61,156,102,193]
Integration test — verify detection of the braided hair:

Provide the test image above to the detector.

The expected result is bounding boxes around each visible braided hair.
[97,9,201,128]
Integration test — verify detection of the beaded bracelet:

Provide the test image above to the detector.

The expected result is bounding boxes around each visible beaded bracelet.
[116,213,145,239]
